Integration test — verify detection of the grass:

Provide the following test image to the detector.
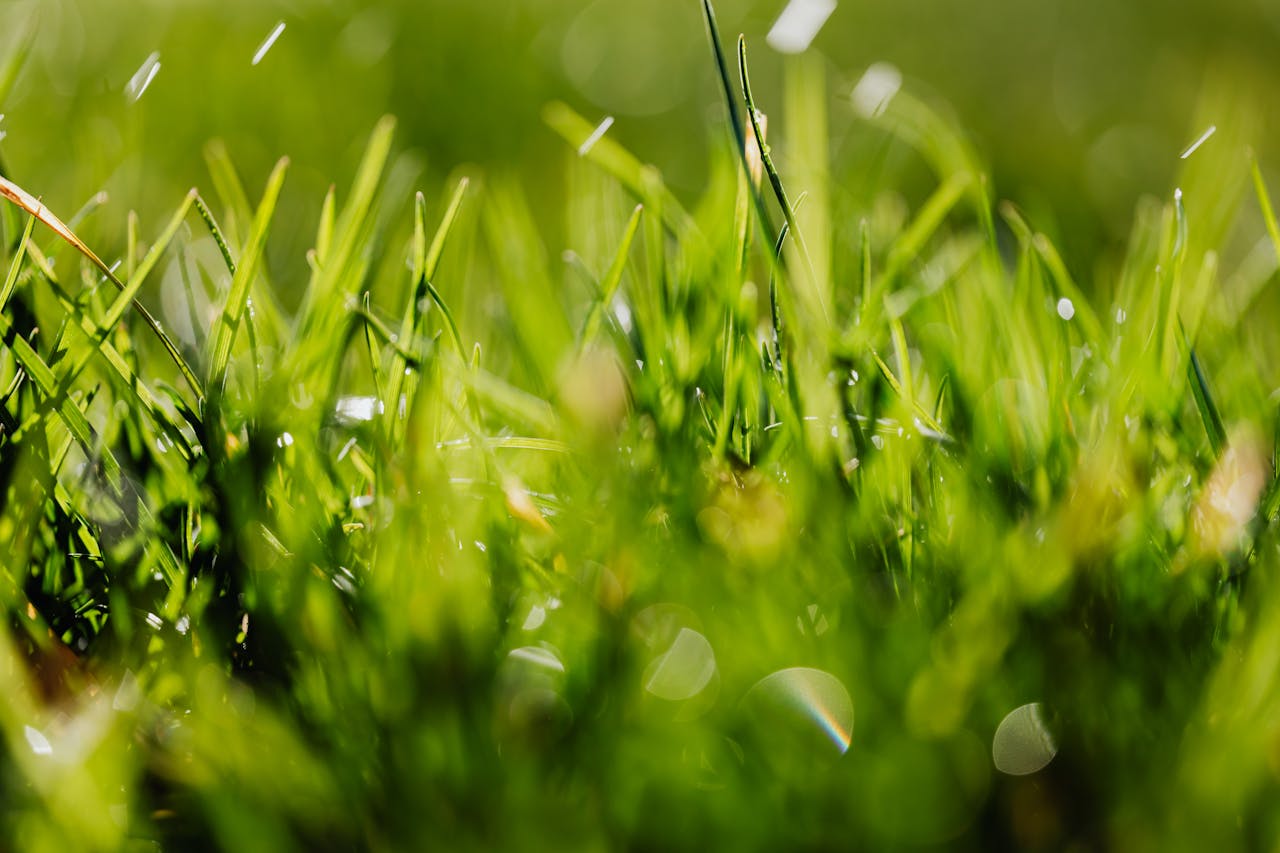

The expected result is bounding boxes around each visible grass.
[2,3,1280,850]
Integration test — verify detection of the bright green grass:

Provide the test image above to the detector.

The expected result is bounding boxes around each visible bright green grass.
[2,4,1280,850]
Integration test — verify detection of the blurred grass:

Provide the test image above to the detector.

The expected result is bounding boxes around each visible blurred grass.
[3,0,1280,270]
[2,0,1280,850]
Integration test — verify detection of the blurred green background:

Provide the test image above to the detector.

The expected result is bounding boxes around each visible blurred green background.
[2,0,1279,278]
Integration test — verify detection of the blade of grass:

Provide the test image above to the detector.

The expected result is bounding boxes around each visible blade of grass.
[701,0,746,159]
[580,203,642,346]
[1250,154,1280,268]
[202,140,255,245]
[0,173,204,400]
[1033,233,1106,349]
[1181,321,1226,458]
[423,177,469,283]
[316,184,337,267]
[738,35,826,324]
[543,102,698,241]
[62,191,196,380]
[206,157,289,402]
[0,212,35,311]
[361,293,387,408]
[698,0,790,305]
[293,117,396,386]
[17,243,196,457]
[201,192,289,347]
[0,18,33,108]
[883,172,971,292]
[385,181,471,442]
[351,300,424,367]
[193,193,237,276]
[785,52,832,310]
[0,310,120,482]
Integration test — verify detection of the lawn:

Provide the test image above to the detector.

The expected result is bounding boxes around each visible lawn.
[1,1,1280,850]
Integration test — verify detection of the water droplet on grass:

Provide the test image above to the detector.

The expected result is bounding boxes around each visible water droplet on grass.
[643,627,717,702]
[126,53,161,101]
[992,702,1057,776]
[1180,125,1216,159]
[497,646,572,744]
[852,63,903,119]
[252,22,286,66]
[508,646,565,674]
[113,670,141,712]
[742,667,854,756]
[1056,297,1075,320]
[24,725,52,756]
[522,605,547,632]
[335,396,382,424]
[767,0,838,54]
[797,604,830,637]
[577,115,615,156]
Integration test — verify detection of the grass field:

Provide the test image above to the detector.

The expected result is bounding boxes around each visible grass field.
[2,1,1280,850]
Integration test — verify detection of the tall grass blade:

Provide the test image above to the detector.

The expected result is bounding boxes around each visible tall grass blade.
[1251,155,1280,268]
[1182,321,1226,458]
[738,35,826,325]
[0,213,34,311]
[580,203,642,346]
[0,19,33,109]
[203,139,255,244]
[544,102,698,241]
[206,157,289,402]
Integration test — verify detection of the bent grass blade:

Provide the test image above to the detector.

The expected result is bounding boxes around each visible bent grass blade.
[0,173,205,401]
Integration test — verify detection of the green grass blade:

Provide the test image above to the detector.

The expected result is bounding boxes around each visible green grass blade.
[194,191,288,345]
[701,0,746,157]
[579,203,642,346]
[0,309,120,481]
[0,18,33,109]
[1181,321,1226,458]
[385,179,471,440]
[0,173,204,400]
[203,139,255,244]
[1033,233,1105,347]
[1250,154,1280,268]
[14,242,197,458]
[101,191,196,335]
[322,116,396,291]
[293,117,396,374]
[193,193,238,276]
[352,300,423,367]
[206,157,290,401]
[738,35,826,324]
[0,213,35,311]
[424,176,470,282]
[315,184,336,267]
[543,102,698,241]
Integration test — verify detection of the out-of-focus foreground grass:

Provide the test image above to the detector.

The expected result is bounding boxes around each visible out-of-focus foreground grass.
[2,1,1280,850]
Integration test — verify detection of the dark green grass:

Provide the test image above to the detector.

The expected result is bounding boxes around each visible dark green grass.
[1,5,1280,851]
